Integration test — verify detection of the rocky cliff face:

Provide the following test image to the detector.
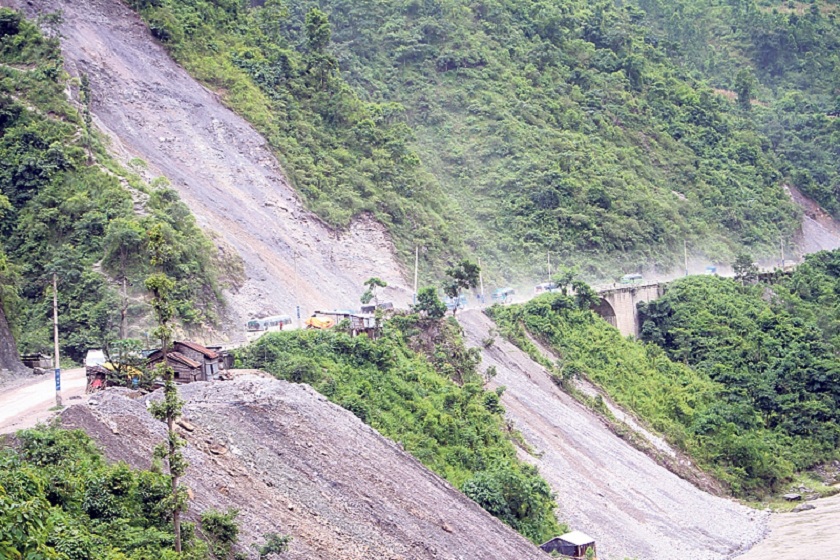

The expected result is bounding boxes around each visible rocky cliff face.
[0,304,28,380]
[0,0,411,341]
[59,376,549,559]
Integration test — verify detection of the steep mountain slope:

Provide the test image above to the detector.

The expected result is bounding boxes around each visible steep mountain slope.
[117,0,815,281]
[1,0,410,337]
[459,310,768,560]
[59,376,550,559]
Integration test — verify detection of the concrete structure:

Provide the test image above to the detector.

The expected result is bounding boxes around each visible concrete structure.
[593,283,665,337]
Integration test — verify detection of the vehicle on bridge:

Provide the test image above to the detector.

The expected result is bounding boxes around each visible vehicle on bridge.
[619,273,643,285]
[492,287,515,303]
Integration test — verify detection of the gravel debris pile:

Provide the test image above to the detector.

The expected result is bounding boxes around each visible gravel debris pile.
[61,376,549,559]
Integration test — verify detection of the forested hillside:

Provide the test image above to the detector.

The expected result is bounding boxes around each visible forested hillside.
[0,10,220,361]
[126,0,840,279]
[489,251,840,498]
[637,253,840,495]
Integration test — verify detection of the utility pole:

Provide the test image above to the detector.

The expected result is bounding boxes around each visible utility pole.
[52,274,62,407]
[547,251,552,283]
[780,235,785,270]
[478,256,485,305]
[684,240,689,277]
[413,246,419,305]
[294,251,301,329]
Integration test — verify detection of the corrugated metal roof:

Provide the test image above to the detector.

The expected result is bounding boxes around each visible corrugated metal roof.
[175,340,219,360]
[559,531,595,546]
[167,351,201,369]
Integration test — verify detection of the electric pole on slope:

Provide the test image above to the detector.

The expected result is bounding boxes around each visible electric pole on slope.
[52,273,62,407]
[548,251,552,283]
[478,256,485,305]
[413,246,419,305]
[684,240,689,277]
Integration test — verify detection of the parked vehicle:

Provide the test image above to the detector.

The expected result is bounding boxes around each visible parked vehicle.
[445,294,468,310]
[360,301,394,314]
[705,266,717,275]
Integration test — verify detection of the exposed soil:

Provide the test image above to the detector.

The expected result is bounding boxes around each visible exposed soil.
[57,377,550,560]
[786,184,840,257]
[0,0,411,344]
[458,310,769,560]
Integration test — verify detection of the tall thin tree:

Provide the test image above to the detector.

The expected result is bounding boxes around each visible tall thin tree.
[146,224,187,552]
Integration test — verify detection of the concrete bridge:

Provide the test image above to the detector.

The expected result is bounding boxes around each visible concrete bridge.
[589,268,793,337]
[592,283,666,337]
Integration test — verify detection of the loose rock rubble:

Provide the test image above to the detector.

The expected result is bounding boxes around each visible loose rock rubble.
[459,310,770,560]
[60,377,549,560]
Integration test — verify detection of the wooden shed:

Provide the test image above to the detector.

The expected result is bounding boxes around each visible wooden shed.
[173,340,223,379]
[146,349,204,383]
[540,531,596,559]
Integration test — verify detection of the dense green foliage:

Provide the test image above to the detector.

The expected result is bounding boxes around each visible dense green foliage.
[488,288,840,497]
[639,270,840,491]
[0,11,220,361]
[236,314,562,542]
[127,0,459,273]
[0,426,212,559]
[637,0,840,217]
[127,0,833,280]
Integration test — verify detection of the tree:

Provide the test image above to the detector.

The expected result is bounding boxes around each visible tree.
[360,277,387,306]
[443,260,480,315]
[102,218,145,338]
[145,224,188,553]
[735,69,755,111]
[572,280,600,310]
[733,252,758,285]
[79,73,93,164]
[413,286,446,319]
[305,8,331,53]
[552,266,577,296]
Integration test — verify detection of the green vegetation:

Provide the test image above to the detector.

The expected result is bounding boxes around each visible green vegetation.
[236,313,562,543]
[487,284,838,498]
[637,0,840,217]
[0,10,220,361]
[638,265,840,489]
[0,426,212,559]
[127,0,829,280]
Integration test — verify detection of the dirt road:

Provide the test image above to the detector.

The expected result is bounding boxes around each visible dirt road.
[1,0,411,341]
[459,310,768,560]
[0,368,87,433]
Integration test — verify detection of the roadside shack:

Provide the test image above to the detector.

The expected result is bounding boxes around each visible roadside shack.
[539,531,596,559]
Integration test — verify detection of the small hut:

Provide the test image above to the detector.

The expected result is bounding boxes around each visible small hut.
[173,341,222,379]
[539,531,596,559]
[146,349,204,383]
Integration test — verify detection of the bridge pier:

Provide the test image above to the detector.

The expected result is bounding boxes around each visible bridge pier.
[594,284,664,337]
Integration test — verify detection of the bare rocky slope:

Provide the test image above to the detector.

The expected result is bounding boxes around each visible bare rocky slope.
[0,0,411,341]
[458,310,769,560]
[59,376,549,560]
